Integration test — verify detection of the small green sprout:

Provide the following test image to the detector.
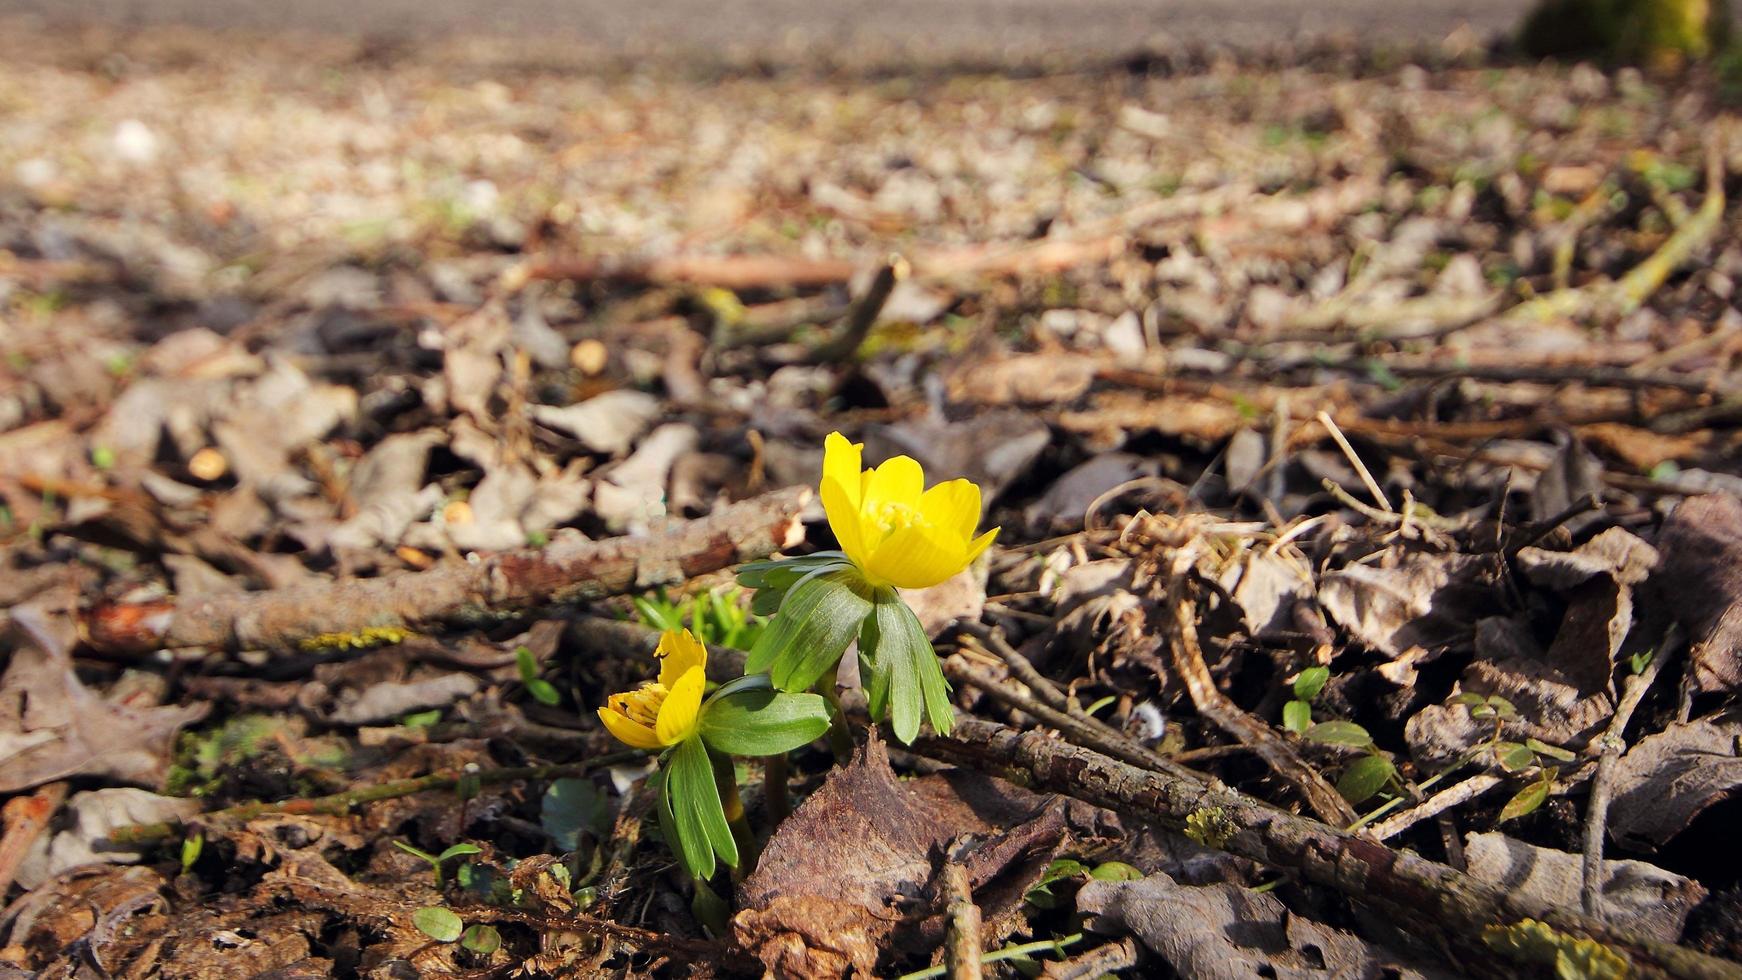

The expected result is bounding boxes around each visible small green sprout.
[394,840,483,887]
[516,646,562,706]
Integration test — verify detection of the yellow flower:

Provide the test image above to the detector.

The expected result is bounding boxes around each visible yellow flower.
[597,629,708,750]
[820,432,999,590]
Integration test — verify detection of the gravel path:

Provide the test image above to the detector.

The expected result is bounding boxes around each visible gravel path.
[0,0,1519,60]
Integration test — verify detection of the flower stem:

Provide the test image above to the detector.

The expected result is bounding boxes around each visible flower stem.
[711,749,759,877]
[813,674,855,763]
[763,752,790,826]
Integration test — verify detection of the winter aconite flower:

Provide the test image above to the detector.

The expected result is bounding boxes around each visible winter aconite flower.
[820,432,999,590]
[738,431,998,743]
[597,628,709,749]
[595,628,832,880]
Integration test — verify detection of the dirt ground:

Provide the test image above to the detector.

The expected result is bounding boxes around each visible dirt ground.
[3,14,1742,980]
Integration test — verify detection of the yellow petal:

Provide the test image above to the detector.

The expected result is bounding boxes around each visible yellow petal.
[864,455,925,512]
[655,665,707,745]
[918,479,982,541]
[964,525,1000,564]
[864,523,968,589]
[598,706,665,749]
[656,628,707,688]
[822,432,865,511]
[820,461,868,566]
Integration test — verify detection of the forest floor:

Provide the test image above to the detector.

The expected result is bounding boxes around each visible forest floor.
[2,21,1742,980]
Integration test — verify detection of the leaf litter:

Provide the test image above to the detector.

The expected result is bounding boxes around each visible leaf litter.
[2,19,1742,979]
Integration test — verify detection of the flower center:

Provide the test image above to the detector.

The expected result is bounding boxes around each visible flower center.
[611,684,667,727]
[872,500,928,536]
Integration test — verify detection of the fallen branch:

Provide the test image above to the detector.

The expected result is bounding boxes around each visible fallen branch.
[912,717,1741,980]
[110,752,646,846]
[944,653,1204,785]
[82,487,810,654]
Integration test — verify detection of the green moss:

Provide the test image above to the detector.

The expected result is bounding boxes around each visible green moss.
[1184,806,1239,849]
[298,625,412,652]
[1482,919,1632,979]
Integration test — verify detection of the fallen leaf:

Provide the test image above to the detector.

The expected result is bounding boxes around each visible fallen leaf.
[1318,552,1496,660]
[947,352,1096,406]
[734,734,1076,978]
[1463,832,1703,943]
[531,389,661,456]
[1651,494,1742,694]
[0,598,208,794]
[1078,872,1441,979]
[1607,712,1742,848]
[866,410,1051,505]
[15,788,202,889]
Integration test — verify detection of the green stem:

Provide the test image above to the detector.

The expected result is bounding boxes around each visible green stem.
[763,752,790,826]
[894,933,1085,980]
[813,673,855,762]
[712,750,759,878]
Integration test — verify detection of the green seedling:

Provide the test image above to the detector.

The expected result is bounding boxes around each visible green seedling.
[516,646,562,707]
[394,840,483,887]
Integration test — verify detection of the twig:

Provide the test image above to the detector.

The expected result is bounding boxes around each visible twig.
[807,256,907,363]
[1158,568,1359,827]
[1506,493,1603,558]
[109,753,645,845]
[1039,937,1141,979]
[956,623,1072,714]
[1582,627,1676,919]
[896,933,1086,980]
[911,716,1742,980]
[1368,774,1504,841]
[943,655,1205,785]
[83,487,810,653]
[1316,411,1391,513]
[0,782,68,895]
[942,861,983,980]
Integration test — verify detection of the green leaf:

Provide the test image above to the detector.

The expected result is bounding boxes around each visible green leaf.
[180,831,203,874]
[1494,742,1536,773]
[526,678,562,707]
[745,569,872,692]
[862,588,952,743]
[699,689,832,756]
[1089,861,1144,882]
[735,553,847,589]
[515,646,540,684]
[1292,667,1330,701]
[460,924,502,954]
[1282,699,1312,734]
[414,906,464,942]
[438,843,482,862]
[1526,738,1576,763]
[393,840,438,865]
[1304,720,1372,748]
[1336,755,1395,804]
[1498,777,1551,823]
[542,778,611,851]
[667,737,738,879]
